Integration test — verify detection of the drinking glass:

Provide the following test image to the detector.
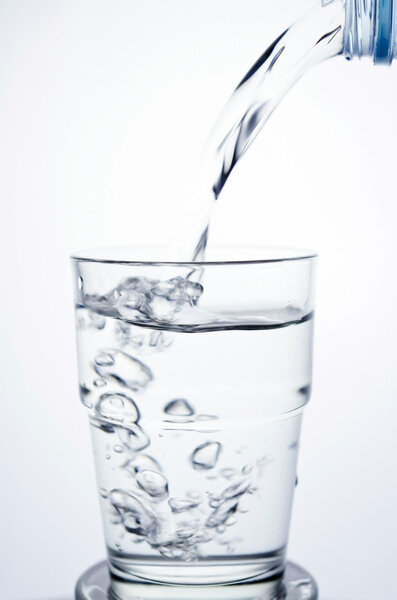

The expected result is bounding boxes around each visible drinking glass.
[72,246,316,586]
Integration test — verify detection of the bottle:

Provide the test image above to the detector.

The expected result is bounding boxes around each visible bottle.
[344,0,396,64]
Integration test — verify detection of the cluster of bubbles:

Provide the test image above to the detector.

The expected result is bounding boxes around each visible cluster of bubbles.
[107,426,254,560]
[94,381,253,560]
[83,275,204,328]
[77,275,256,561]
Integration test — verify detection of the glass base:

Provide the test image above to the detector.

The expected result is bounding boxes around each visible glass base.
[108,549,285,586]
[75,560,318,600]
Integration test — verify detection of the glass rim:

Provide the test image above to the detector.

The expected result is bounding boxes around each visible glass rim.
[70,245,318,267]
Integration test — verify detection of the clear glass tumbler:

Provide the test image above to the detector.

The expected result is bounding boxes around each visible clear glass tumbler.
[72,246,316,586]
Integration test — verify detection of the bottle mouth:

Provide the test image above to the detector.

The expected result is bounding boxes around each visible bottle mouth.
[344,0,396,64]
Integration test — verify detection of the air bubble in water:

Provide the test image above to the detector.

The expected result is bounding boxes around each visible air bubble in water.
[221,480,251,500]
[168,497,200,513]
[182,281,204,303]
[220,468,237,480]
[151,280,176,298]
[95,393,140,424]
[206,498,239,528]
[118,425,150,452]
[93,378,107,388]
[191,442,221,470]
[117,291,148,320]
[125,454,162,475]
[164,398,194,417]
[152,277,203,305]
[109,489,157,536]
[113,445,124,454]
[176,528,195,539]
[94,349,153,392]
[196,414,218,422]
[95,352,115,367]
[136,470,168,498]
[149,331,162,347]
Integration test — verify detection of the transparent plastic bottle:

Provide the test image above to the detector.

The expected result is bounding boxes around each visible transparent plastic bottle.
[344,0,397,63]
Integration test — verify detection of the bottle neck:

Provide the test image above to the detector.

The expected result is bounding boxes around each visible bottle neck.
[344,0,396,64]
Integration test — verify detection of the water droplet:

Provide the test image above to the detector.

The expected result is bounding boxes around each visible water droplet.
[216,525,226,534]
[94,349,153,392]
[242,464,252,475]
[105,454,111,460]
[109,489,157,536]
[191,442,221,470]
[100,487,108,499]
[95,393,140,424]
[206,499,239,528]
[113,445,124,454]
[164,398,194,417]
[93,378,107,388]
[136,470,168,498]
[168,498,200,513]
[95,352,115,367]
[118,425,150,452]
[288,441,299,450]
[221,480,251,500]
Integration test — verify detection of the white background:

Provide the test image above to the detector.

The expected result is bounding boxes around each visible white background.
[1,1,396,599]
